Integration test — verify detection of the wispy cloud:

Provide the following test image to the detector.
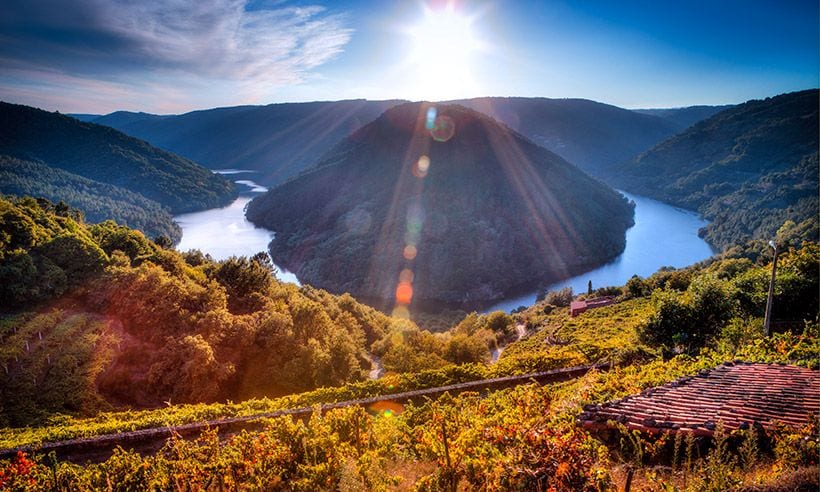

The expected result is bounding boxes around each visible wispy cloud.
[0,0,352,113]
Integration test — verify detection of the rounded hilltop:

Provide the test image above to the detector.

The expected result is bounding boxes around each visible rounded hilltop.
[247,102,634,307]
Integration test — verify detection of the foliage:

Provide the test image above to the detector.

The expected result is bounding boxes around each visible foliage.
[641,274,735,353]
[611,89,819,251]
[0,196,397,425]
[537,286,574,306]
[3,325,817,490]
[0,101,236,214]
[0,156,181,241]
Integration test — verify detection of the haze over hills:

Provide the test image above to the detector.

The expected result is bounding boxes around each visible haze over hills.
[611,89,819,250]
[89,100,403,186]
[0,102,237,241]
[246,102,635,307]
[85,97,730,186]
[634,105,734,129]
[451,97,685,177]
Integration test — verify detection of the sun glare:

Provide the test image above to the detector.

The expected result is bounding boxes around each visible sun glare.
[406,4,482,101]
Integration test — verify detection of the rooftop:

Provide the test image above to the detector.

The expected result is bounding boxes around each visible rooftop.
[579,361,819,436]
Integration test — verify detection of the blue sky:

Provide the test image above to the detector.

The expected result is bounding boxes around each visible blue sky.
[1,0,817,113]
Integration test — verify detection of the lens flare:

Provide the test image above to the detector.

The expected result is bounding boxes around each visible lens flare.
[413,155,431,178]
[426,107,437,130]
[399,268,414,283]
[391,305,410,318]
[395,281,413,304]
[403,244,417,260]
[431,115,455,142]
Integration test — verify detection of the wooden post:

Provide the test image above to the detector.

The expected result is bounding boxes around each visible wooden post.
[763,242,778,336]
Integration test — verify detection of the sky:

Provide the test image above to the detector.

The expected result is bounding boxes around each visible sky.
[0,0,817,114]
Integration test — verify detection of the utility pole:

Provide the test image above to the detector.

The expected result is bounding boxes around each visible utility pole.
[763,240,778,336]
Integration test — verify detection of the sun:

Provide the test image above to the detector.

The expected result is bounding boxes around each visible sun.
[406,4,482,101]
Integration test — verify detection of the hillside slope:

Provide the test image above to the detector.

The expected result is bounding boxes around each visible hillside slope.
[92,97,702,185]
[0,102,235,214]
[247,102,635,307]
[610,89,819,249]
[0,156,181,241]
[0,196,400,425]
[633,104,733,129]
[91,100,403,186]
[451,97,682,177]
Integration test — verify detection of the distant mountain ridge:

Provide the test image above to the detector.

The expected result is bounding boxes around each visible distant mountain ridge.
[247,102,635,307]
[90,100,404,186]
[611,89,819,249]
[633,105,734,129]
[88,97,725,186]
[449,97,684,177]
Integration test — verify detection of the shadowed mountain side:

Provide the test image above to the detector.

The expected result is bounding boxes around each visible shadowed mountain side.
[610,89,819,250]
[449,97,683,178]
[0,156,181,242]
[91,100,404,186]
[634,105,734,129]
[0,102,236,214]
[246,102,635,307]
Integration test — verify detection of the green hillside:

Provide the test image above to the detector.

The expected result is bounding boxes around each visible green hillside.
[0,156,181,241]
[611,90,819,250]
[0,101,236,214]
[1,221,816,490]
[0,196,502,428]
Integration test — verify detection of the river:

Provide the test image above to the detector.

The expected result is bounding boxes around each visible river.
[175,180,713,311]
[173,171,299,284]
[484,191,715,313]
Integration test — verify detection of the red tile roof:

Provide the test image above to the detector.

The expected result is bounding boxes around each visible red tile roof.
[579,362,820,436]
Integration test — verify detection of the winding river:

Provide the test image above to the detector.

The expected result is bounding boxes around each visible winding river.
[174,177,713,311]
[484,192,715,313]
[173,170,299,284]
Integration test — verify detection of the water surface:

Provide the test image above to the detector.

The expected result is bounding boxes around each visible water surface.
[484,191,715,313]
[174,171,299,284]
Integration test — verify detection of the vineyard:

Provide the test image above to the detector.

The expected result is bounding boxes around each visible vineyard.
[1,199,818,490]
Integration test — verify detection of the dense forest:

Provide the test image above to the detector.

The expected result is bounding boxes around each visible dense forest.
[0,196,505,427]
[0,156,181,241]
[0,101,236,214]
[610,89,819,250]
[247,102,635,307]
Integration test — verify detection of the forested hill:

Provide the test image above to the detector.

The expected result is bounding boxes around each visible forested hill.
[610,89,819,250]
[90,100,403,186]
[246,102,635,306]
[0,156,181,241]
[633,104,733,129]
[0,101,235,214]
[450,97,683,178]
[0,196,403,425]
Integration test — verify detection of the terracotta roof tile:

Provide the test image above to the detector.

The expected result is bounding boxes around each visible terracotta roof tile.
[579,362,819,436]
